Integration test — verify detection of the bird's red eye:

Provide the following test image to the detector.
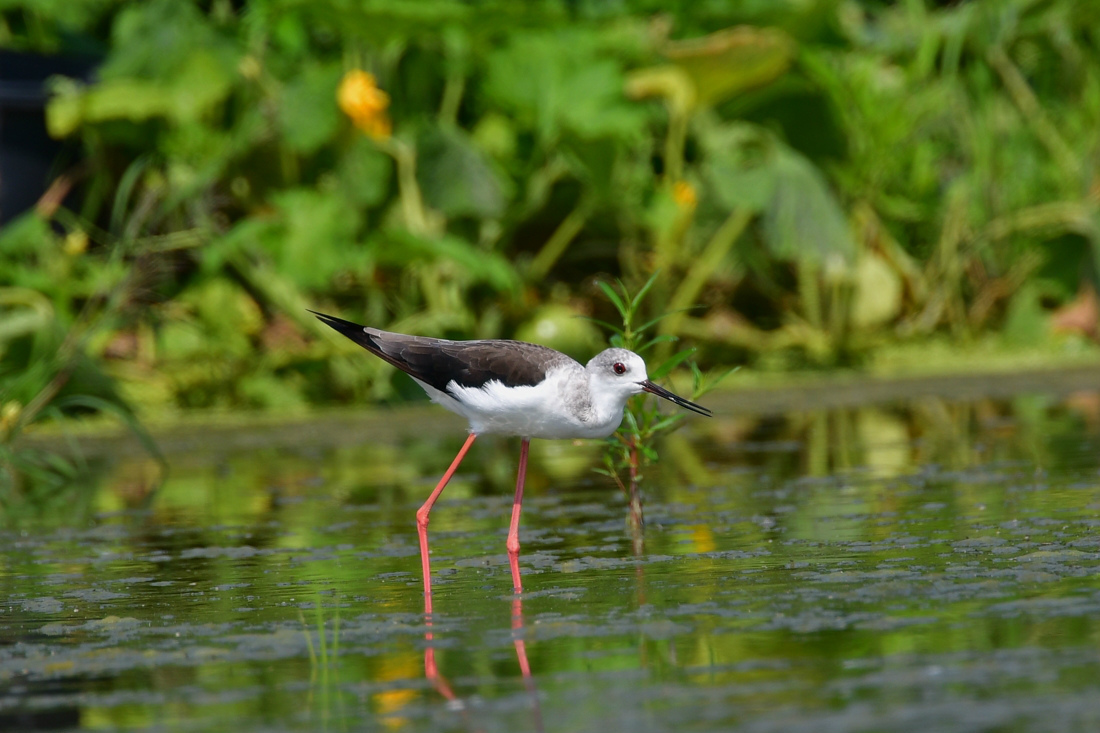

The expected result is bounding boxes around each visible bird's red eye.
[613,362,627,375]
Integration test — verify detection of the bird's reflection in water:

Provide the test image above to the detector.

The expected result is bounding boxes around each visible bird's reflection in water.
[423,591,543,733]
[511,595,544,732]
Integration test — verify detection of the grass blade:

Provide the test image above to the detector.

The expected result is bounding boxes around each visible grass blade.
[637,334,678,353]
[631,271,661,312]
[54,395,166,468]
[578,316,625,336]
[597,281,628,318]
[651,347,696,379]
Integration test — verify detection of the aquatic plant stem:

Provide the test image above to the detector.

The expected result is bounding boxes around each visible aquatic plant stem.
[627,435,643,528]
[626,435,645,562]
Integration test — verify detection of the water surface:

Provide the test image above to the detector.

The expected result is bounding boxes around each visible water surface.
[4,384,1100,732]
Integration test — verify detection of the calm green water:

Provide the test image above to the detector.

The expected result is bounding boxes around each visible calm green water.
[4,390,1100,732]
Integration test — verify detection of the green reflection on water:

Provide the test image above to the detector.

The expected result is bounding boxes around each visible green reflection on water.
[3,394,1100,732]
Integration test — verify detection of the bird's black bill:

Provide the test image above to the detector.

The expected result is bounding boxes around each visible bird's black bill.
[640,380,712,417]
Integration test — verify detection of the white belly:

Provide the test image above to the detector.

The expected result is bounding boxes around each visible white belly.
[413,375,622,440]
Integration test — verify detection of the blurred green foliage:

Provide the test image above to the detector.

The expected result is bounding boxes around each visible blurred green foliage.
[1,0,1099,433]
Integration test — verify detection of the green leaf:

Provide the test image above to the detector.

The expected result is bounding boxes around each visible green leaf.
[0,288,54,345]
[652,415,685,431]
[0,213,56,258]
[45,0,239,135]
[337,138,393,208]
[662,26,796,109]
[763,145,856,269]
[416,126,512,219]
[623,410,640,432]
[597,281,627,317]
[579,317,624,336]
[636,310,688,335]
[279,64,343,154]
[376,231,520,293]
[484,30,645,143]
[636,334,678,353]
[252,189,362,290]
[631,271,661,312]
[165,278,263,360]
[563,137,618,191]
[47,51,236,135]
[651,348,695,379]
[100,0,236,81]
[703,123,778,214]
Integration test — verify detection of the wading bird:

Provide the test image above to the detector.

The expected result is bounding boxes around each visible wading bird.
[311,311,711,606]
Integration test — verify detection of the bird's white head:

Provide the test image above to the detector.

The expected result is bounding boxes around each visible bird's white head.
[586,348,649,410]
[585,348,711,426]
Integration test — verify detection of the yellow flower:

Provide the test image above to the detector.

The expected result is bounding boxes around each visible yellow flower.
[337,70,392,139]
[672,180,697,209]
[63,229,89,256]
[1,401,21,434]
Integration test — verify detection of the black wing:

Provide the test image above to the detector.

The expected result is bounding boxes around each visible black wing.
[310,311,570,392]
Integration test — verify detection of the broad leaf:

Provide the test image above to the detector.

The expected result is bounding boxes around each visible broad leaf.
[279,64,343,154]
[416,126,511,219]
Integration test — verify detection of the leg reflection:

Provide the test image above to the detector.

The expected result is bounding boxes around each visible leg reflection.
[511,594,544,733]
[423,615,457,703]
[421,563,543,732]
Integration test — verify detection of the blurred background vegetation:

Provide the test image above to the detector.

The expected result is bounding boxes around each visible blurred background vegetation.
[2,0,1099,458]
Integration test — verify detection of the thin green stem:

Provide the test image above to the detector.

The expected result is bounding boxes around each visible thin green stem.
[376,137,434,236]
[662,207,750,339]
[439,74,465,126]
[663,109,687,183]
[528,195,595,281]
[987,44,1080,180]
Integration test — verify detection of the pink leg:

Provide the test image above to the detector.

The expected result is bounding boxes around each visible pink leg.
[506,439,530,593]
[418,433,478,614]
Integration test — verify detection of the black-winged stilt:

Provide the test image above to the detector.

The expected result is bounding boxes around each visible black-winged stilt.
[311,311,711,605]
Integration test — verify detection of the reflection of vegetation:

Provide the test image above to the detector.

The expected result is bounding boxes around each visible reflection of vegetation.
[301,598,344,730]
[1,0,1097,429]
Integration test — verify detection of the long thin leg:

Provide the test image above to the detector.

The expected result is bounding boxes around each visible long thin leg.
[417,432,477,614]
[506,438,530,593]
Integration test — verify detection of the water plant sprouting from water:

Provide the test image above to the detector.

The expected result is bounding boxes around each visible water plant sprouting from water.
[591,274,734,526]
